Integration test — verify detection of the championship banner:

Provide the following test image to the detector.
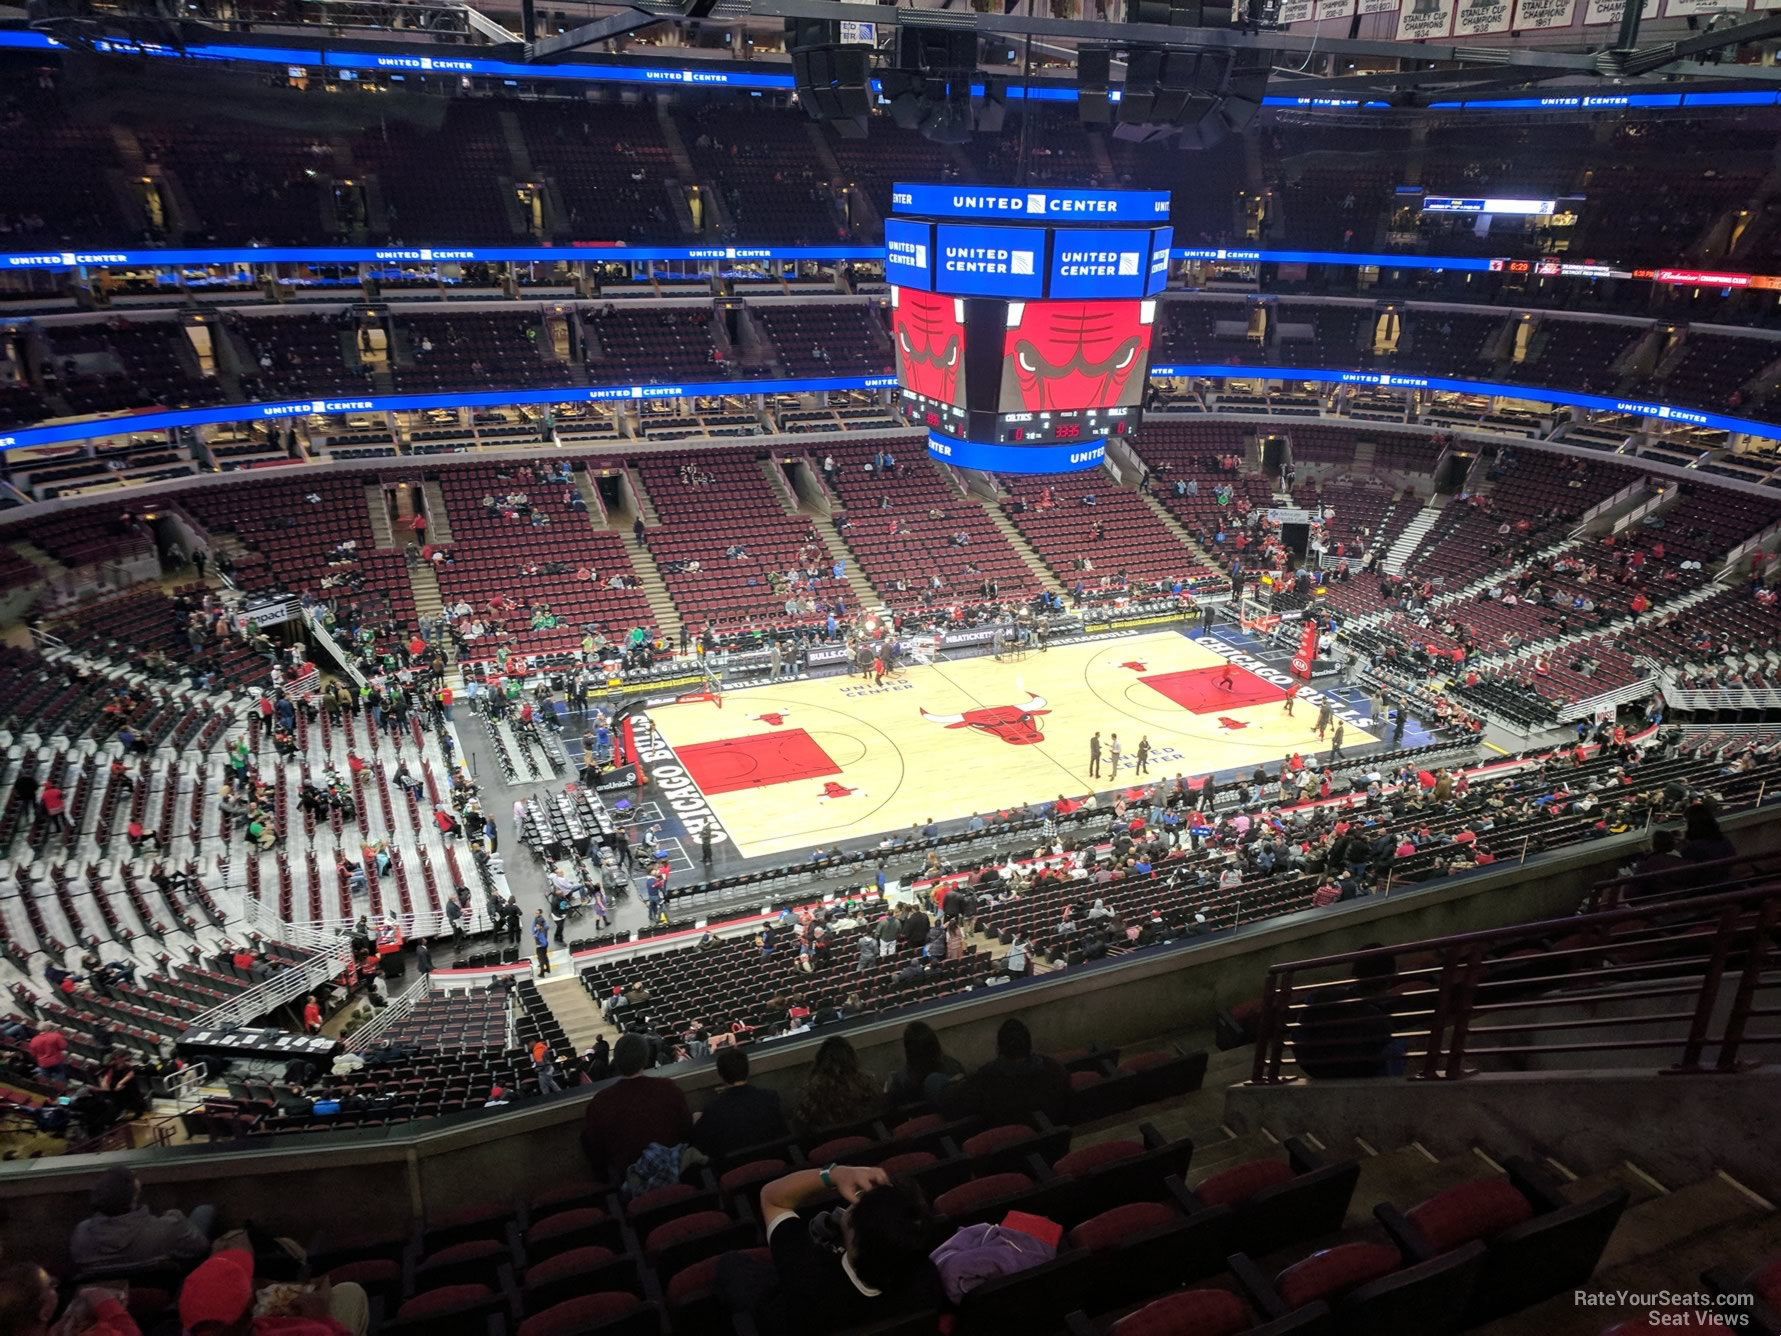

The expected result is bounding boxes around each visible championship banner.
[1314,0,1358,16]
[1397,0,1456,36]
[1663,0,1744,14]
[1291,621,1319,679]
[1511,0,1577,27]
[1361,0,1400,13]
[1582,0,1657,24]
[1278,0,1316,20]
[1455,0,1513,35]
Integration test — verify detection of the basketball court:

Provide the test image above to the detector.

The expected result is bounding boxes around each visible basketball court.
[645,630,1374,859]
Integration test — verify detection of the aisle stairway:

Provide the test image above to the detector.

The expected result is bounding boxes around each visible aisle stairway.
[815,523,882,610]
[364,484,396,549]
[420,479,455,544]
[983,504,1070,599]
[534,970,611,1054]
[1139,491,1224,579]
[1382,505,1440,575]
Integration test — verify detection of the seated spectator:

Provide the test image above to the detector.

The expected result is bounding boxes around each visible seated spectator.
[1679,803,1737,866]
[179,1242,368,1335]
[690,1046,788,1160]
[940,1019,1070,1125]
[0,1261,141,1336]
[582,1032,693,1183]
[794,1036,881,1131]
[754,1164,943,1336]
[882,1021,964,1109]
[70,1166,215,1276]
[1292,947,1406,1079]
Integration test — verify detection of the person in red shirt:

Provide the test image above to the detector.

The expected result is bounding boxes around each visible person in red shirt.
[407,635,425,662]
[582,1033,693,1182]
[302,995,322,1035]
[179,1248,366,1336]
[39,783,66,832]
[28,1027,68,1083]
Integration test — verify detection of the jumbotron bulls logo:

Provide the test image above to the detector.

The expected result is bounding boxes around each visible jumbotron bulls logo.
[1003,299,1154,412]
[920,689,1050,745]
[892,287,966,407]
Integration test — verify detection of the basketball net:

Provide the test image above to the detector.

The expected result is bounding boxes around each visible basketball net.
[1238,593,1281,637]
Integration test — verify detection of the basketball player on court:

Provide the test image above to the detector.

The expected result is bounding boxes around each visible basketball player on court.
[1282,685,1296,716]
[1218,663,1235,691]
[1088,732,1103,778]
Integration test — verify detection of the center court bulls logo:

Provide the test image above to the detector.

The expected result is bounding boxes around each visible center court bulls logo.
[752,712,790,727]
[920,690,1050,746]
[1216,717,1249,731]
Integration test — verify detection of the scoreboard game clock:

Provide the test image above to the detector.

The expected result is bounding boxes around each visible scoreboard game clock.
[888,182,1171,474]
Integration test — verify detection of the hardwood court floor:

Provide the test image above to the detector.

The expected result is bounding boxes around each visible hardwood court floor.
[646,630,1372,859]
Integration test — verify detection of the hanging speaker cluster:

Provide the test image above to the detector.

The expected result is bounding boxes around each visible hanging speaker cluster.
[878,28,982,145]
[1083,45,1267,149]
[786,19,872,138]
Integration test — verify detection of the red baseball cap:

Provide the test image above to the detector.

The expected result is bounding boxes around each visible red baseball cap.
[179,1249,254,1330]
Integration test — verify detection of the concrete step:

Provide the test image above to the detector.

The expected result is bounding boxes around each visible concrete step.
[1182,1130,1282,1186]
[1596,1172,1769,1273]
[626,538,683,638]
[1343,1142,1487,1226]
[761,457,801,515]
[626,468,662,527]
[536,972,609,1050]
[982,504,1069,598]
[420,479,454,545]
[8,540,59,573]
[814,522,880,610]
[364,484,396,550]
[1478,1187,1780,1336]
[1138,490,1224,582]
[1554,1159,1669,1211]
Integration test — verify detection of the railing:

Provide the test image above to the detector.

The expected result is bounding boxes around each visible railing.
[304,610,368,690]
[187,939,356,1029]
[1249,876,1781,1083]
[345,975,432,1052]
[1610,482,1677,534]
[1573,476,1651,532]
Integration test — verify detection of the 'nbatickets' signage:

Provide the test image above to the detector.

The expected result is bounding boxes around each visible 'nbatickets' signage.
[891,183,1172,223]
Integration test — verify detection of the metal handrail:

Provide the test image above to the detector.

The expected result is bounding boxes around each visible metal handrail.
[1250,876,1781,1084]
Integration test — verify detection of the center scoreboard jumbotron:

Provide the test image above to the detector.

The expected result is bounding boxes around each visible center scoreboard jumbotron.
[886,183,1172,474]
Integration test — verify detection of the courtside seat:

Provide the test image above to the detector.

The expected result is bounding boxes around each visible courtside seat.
[1232,1239,1487,1335]
[1183,1139,1361,1257]
[1375,1161,1629,1325]
[643,1209,757,1285]
[515,1292,660,1336]
[1064,1290,1331,1336]
[522,1246,642,1316]
[382,1282,511,1336]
